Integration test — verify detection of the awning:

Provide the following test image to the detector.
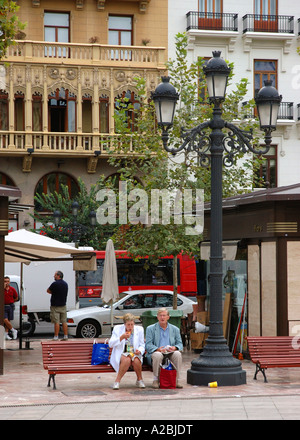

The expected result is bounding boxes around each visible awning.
[200,240,239,261]
[5,229,96,269]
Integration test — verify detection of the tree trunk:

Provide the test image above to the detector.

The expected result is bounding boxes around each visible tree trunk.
[173,256,178,310]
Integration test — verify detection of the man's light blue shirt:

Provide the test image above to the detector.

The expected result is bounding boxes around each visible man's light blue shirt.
[159,324,170,347]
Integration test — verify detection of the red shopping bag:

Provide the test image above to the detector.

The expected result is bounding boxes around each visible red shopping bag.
[159,367,177,389]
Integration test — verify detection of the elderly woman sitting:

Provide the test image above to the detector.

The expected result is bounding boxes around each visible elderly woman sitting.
[109,313,146,390]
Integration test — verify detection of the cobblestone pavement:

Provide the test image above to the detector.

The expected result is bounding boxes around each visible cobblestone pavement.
[1,339,300,420]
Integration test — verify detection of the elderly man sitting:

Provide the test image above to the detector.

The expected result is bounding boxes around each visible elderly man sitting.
[145,308,183,388]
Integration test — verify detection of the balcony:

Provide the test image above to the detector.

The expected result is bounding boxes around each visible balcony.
[0,131,140,153]
[0,39,166,170]
[242,15,294,53]
[243,101,294,119]
[4,40,166,68]
[0,131,142,172]
[186,11,238,52]
[242,101,294,139]
[278,102,294,120]
[298,18,300,35]
[243,14,294,34]
[186,11,238,32]
[295,104,300,139]
[272,102,294,139]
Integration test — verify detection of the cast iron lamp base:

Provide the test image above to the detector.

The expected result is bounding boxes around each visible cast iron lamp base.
[187,336,247,386]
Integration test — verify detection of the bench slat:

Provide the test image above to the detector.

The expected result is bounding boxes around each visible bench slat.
[41,339,152,389]
[247,336,300,383]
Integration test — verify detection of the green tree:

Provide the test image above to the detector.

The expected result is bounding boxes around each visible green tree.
[107,32,263,308]
[0,0,26,60]
[166,32,263,200]
[31,33,264,309]
[33,177,119,249]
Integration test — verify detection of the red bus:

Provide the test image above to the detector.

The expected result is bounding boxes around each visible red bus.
[78,251,197,307]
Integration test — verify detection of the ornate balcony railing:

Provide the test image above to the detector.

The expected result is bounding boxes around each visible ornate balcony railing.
[296,104,300,120]
[242,101,294,120]
[186,11,238,32]
[278,102,294,120]
[4,40,166,67]
[242,14,294,33]
[0,131,138,155]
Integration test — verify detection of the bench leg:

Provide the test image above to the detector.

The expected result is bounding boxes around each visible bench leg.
[254,363,268,383]
[47,374,57,390]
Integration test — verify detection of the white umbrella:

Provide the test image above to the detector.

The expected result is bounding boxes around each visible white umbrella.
[101,239,119,334]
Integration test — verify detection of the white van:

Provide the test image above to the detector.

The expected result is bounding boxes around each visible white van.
[6,275,29,336]
[5,261,77,336]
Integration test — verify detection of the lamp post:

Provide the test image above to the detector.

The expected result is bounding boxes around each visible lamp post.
[53,201,96,247]
[152,51,281,386]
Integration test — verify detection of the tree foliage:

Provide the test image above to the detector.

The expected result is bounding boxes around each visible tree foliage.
[33,177,118,249]
[31,33,264,303]
[166,32,263,200]
[0,0,26,60]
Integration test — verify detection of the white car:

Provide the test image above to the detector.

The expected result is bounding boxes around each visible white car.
[67,289,194,338]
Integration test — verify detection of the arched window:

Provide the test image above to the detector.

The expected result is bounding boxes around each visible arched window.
[100,94,109,133]
[35,172,79,212]
[0,90,8,130]
[48,88,76,132]
[32,92,43,131]
[15,91,24,131]
[82,94,92,133]
[0,172,15,186]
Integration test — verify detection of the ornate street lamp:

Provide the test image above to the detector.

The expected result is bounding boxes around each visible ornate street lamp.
[152,51,282,386]
[53,202,96,246]
[203,50,231,102]
[151,76,179,152]
[255,79,282,146]
[53,209,62,227]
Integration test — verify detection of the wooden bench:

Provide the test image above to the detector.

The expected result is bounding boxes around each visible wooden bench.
[247,336,300,383]
[41,339,152,390]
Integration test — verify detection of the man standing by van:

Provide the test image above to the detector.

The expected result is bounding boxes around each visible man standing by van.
[47,271,68,341]
[4,276,18,340]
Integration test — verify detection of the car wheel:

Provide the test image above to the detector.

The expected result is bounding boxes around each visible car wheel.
[21,318,36,337]
[76,319,101,338]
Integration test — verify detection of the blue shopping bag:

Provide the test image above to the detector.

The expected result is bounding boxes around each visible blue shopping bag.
[91,340,109,365]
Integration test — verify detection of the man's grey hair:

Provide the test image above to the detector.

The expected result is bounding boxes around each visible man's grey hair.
[56,271,64,279]
[157,307,169,316]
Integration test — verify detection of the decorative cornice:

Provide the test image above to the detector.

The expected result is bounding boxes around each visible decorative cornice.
[87,156,98,173]
[96,0,105,10]
[76,0,84,9]
[23,156,32,173]
[96,0,150,13]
